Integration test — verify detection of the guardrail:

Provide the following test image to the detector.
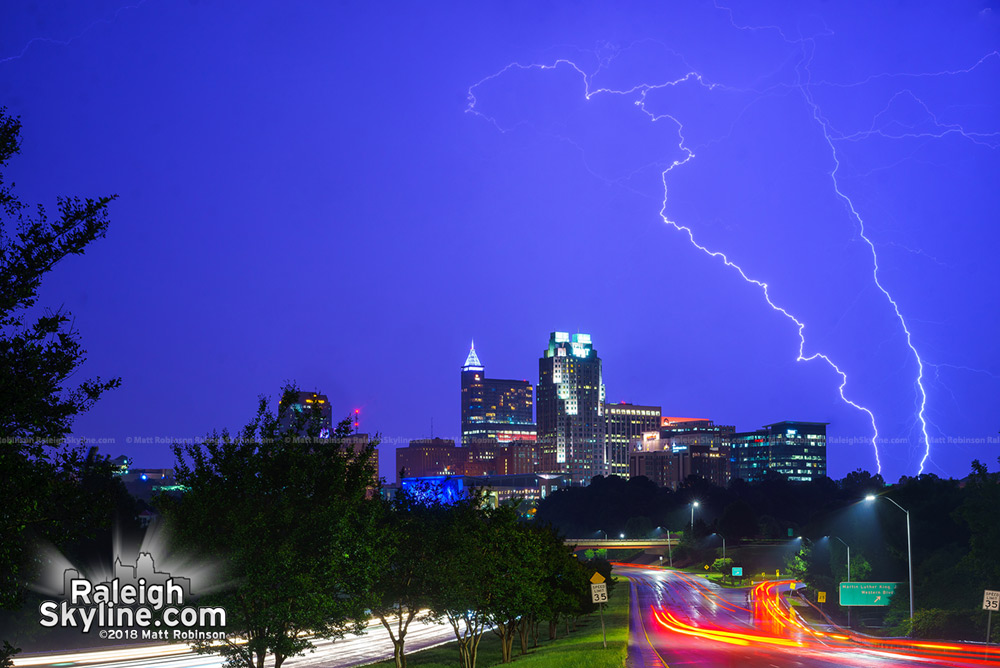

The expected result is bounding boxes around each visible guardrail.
[563,538,679,548]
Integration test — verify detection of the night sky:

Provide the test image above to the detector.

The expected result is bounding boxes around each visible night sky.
[3,1,998,483]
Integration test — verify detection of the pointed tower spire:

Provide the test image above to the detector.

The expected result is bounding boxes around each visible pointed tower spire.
[463,340,484,370]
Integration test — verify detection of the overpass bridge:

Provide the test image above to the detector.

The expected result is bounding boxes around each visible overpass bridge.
[564,537,678,549]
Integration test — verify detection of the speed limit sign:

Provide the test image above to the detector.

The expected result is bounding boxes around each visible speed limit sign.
[591,583,608,604]
[984,590,1000,611]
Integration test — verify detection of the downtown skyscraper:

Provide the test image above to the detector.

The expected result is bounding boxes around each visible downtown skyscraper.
[460,342,536,446]
[537,332,606,485]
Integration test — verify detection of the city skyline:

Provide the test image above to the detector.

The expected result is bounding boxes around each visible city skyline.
[102,333,914,484]
[3,2,997,484]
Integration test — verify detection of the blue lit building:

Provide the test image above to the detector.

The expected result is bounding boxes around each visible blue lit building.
[399,472,570,507]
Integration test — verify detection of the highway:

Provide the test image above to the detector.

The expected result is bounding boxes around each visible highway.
[13,616,456,668]
[17,566,1000,668]
[619,564,1000,668]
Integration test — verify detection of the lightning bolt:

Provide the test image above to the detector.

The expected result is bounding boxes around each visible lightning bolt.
[469,2,999,476]
[467,59,885,473]
[790,38,1000,473]
[793,57,934,473]
[0,0,150,65]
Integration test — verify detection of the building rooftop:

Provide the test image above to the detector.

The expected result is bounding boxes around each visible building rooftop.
[463,340,484,370]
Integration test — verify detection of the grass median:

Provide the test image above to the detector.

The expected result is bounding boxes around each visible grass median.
[366,581,629,668]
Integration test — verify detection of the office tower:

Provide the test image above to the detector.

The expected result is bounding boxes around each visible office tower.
[628,431,677,488]
[731,421,828,483]
[465,440,539,476]
[396,437,464,478]
[277,391,333,438]
[536,331,606,485]
[460,341,536,446]
[605,402,661,478]
[661,419,735,488]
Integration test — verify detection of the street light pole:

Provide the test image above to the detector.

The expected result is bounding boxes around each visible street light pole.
[867,495,914,631]
[691,501,699,533]
[831,535,852,629]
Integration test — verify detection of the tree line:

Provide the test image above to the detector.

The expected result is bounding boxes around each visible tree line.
[159,389,615,668]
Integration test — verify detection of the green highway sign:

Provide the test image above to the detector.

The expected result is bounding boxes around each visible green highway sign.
[732,567,743,577]
[839,582,901,606]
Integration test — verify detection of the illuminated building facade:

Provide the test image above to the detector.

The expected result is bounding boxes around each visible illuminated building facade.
[396,437,464,478]
[662,419,735,488]
[731,421,828,483]
[460,342,536,446]
[400,472,570,507]
[464,440,539,476]
[537,332,606,485]
[628,432,676,488]
[605,403,661,478]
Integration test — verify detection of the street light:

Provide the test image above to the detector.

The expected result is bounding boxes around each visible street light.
[713,532,726,560]
[827,535,853,629]
[597,529,607,540]
[828,536,852,582]
[866,494,914,630]
[691,501,700,532]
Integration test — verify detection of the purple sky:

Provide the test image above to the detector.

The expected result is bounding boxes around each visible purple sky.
[3,1,999,483]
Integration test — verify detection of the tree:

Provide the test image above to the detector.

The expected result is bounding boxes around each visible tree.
[426,495,551,668]
[425,494,493,668]
[785,546,812,581]
[482,505,545,664]
[958,458,1000,587]
[0,108,119,443]
[0,108,120,664]
[370,487,443,668]
[159,386,384,668]
[522,525,582,649]
[712,557,734,576]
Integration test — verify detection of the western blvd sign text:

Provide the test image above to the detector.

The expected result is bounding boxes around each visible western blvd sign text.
[839,582,900,606]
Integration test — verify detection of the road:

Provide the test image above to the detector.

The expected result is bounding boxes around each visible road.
[619,564,1000,668]
[13,616,456,668]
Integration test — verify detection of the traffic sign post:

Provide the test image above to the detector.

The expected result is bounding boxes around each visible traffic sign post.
[590,573,607,649]
[984,590,999,657]
[839,582,901,607]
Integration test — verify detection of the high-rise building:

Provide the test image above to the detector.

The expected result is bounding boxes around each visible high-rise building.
[396,437,465,478]
[731,421,828,483]
[460,342,536,446]
[662,419,734,488]
[629,431,677,487]
[464,440,539,476]
[605,403,661,478]
[536,332,606,485]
